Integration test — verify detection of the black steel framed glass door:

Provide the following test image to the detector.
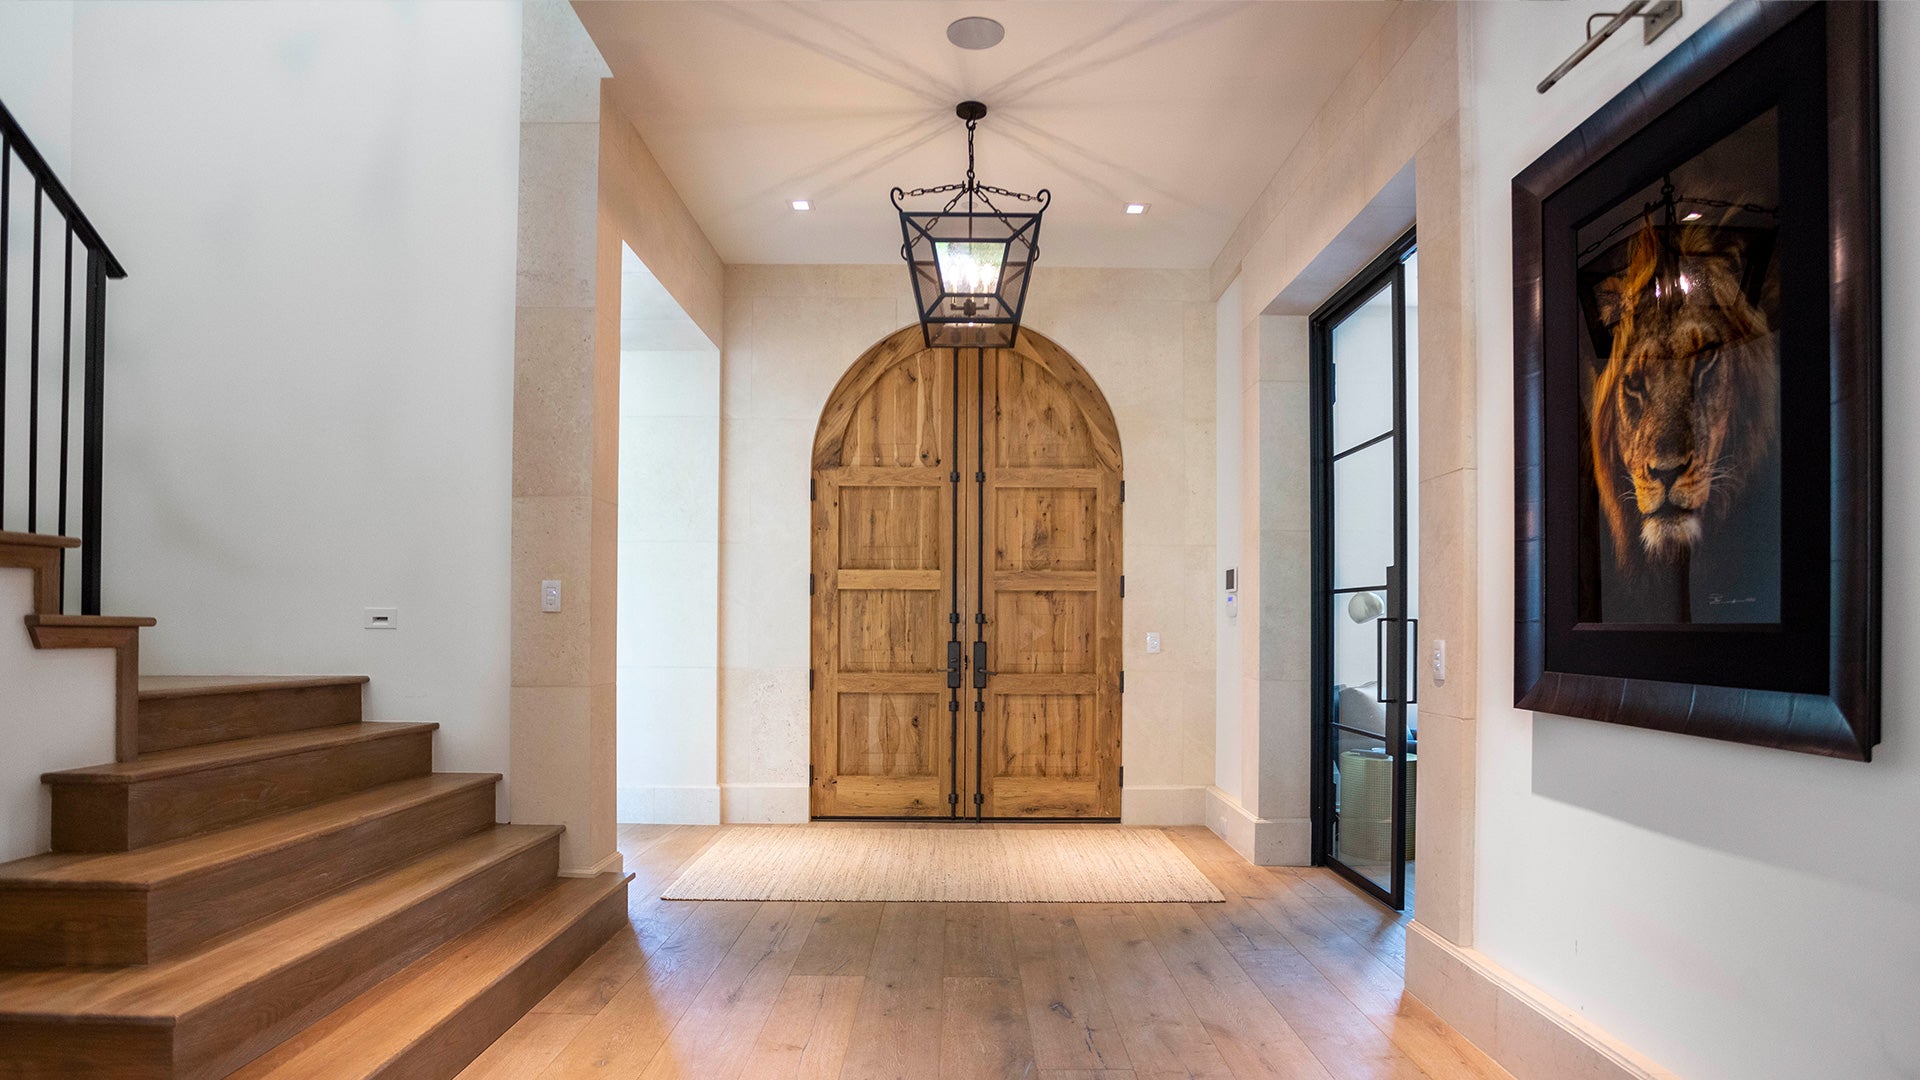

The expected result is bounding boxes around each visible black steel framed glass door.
[1310,229,1418,910]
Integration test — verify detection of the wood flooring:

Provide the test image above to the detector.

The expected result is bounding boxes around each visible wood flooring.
[459,824,1511,1080]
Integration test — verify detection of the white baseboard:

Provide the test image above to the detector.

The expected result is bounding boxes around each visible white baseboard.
[721,783,809,822]
[560,850,625,879]
[1406,921,1679,1080]
[1203,786,1311,865]
[1120,785,1206,825]
[616,785,721,825]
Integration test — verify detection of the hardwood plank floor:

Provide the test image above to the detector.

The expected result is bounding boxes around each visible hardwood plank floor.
[460,825,1511,1080]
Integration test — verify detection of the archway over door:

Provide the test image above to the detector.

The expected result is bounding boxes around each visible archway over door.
[810,325,1124,820]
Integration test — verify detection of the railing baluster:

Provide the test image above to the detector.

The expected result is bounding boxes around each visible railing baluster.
[28,179,42,532]
[59,223,74,609]
[81,249,106,616]
[1,140,11,530]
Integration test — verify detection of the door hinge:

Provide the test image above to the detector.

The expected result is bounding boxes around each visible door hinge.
[810,765,816,784]
[1120,670,1126,693]
[1119,480,1126,502]
[810,478,817,501]
[1120,575,1125,598]
[1119,766,1124,788]
[809,669,815,691]
[809,572,816,596]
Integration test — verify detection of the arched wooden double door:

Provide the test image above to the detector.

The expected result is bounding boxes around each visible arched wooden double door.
[811,326,1123,819]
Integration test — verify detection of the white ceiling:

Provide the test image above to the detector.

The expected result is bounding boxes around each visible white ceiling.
[574,1,1396,269]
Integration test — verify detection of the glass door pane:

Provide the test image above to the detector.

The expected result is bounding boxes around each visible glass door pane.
[1313,233,1417,910]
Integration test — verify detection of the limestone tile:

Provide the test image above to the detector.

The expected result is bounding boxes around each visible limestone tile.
[1255,677,1312,820]
[721,297,752,419]
[1238,673,1263,802]
[1240,312,1263,390]
[719,420,751,546]
[1416,120,1476,482]
[1258,379,1312,533]
[1405,926,1499,1053]
[1180,668,1218,785]
[1034,267,1207,305]
[519,0,609,124]
[588,680,619,863]
[749,295,898,420]
[512,495,593,688]
[724,263,906,301]
[509,684,593,866]
[1495,991,1630,1080]
[512,306,595,499]
[1118,549,1187,666]
[1177,546,1218,672]
[748,541,810,670]
[618,415,720,542]
[1258,315,1310,383]
[515,122,599,310]
[1410,708,1475,945]
[1183,420,1216,549]
[744,419,815,550]
[717,539,753,669]
[1112,409,1186,548]
[617,540,718,670]
[620,348,721,421]
[590,496,618,687]
[1120,668,1183,788]
[719,666,807,785]
[1259,528,1311,683]
[1027,301,1184,414]
[1417,467,1477,719]
[1183,302,1216,420]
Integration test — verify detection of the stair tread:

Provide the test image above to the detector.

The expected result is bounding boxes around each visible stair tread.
[139,674,370,700]
[0,530,81,549]
[42,721,439,785]
[0,824,561,1023]
[229,871,631,1079]
[0,773,500,889]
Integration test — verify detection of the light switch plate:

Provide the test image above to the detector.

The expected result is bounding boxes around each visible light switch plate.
[541,579,562,613]
[1432,638,1447,684]
[364,607,398,630]
[1145,631,1161,654]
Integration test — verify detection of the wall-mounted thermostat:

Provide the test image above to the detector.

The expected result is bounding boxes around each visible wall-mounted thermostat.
[1223,567,1238,619]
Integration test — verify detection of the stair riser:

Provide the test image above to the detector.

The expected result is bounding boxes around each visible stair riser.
[184,833,560,1080]
[368,881,629,1080]
[0,833,559,1080]
[0,781,498,967]
[49,732,435,853]
[139,683,364,755]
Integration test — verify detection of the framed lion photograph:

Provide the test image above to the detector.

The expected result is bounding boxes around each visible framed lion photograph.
[1513,1,1880,759]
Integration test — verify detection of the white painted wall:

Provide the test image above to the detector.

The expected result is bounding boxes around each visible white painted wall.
[21,3,524,811]
[617,246,721,823]
[1468,4,1920,1077]
[718,264,1216,824]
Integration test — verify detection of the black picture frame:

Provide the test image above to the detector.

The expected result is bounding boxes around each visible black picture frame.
[1513,1,1880,760]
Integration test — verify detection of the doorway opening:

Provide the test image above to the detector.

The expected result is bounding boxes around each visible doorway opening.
[1310,228,1419,909]
[809,326,1123,820]
[615,243,721,824]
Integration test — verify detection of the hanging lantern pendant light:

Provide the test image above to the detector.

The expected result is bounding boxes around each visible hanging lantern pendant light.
[893,101,1050,349]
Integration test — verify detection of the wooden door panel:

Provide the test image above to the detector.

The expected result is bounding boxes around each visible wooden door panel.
[811,346,959,819]
[814,332,1120,820]
[974,348,1122,819]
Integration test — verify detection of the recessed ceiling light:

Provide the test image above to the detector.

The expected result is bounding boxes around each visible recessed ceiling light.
[947,16,1005,50]
[1125,203,1150,215]
[791,199,812,211]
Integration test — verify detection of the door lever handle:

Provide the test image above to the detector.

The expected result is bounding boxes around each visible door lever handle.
[972,641,991,689]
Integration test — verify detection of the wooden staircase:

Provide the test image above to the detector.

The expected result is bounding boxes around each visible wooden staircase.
[0,533,632,1078]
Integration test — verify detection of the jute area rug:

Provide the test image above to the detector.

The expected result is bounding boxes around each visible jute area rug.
[661,826,1224,903]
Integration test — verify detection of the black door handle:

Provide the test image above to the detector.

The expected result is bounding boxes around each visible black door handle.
[1375,616,1394,704]
[1405,617,1419,706]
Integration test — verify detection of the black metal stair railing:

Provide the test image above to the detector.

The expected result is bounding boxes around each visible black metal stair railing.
[0,96,125,615]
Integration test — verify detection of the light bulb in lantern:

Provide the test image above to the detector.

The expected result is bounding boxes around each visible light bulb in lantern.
[934,241,1005,296]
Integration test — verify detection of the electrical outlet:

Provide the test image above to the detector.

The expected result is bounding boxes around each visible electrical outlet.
[364,607,398,630]
[1145,631,1161,654]
[1431,638,1447,684]
[541,579,562,613]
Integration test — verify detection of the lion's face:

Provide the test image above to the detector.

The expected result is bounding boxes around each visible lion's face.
[1590,223,1776,566]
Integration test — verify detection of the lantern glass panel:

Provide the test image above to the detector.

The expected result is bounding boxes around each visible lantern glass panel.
[934,240,1006,295]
